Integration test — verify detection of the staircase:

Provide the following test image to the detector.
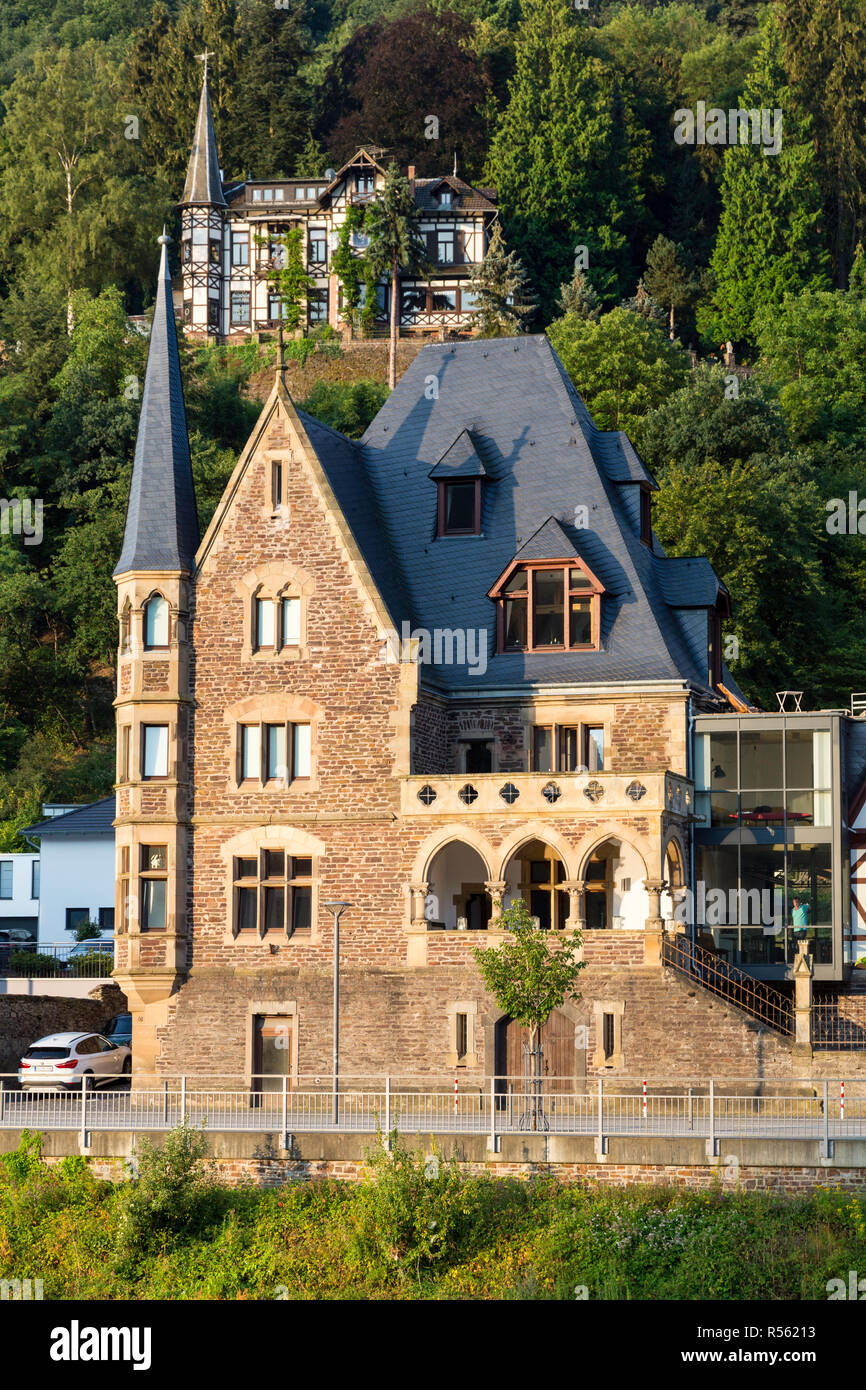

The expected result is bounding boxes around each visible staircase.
[662,933,793,1036]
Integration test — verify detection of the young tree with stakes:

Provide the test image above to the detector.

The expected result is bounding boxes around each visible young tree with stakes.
[473,898,584,1129]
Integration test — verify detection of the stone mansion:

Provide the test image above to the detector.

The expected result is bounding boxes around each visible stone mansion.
[110,225,774,1086]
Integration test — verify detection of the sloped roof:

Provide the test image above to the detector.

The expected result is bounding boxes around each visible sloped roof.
[512,517,584,564]
[413,175,497,213]
[22,796,116,838]
[114,235,200,577]
[297,334,729,691]
[428,430,487,479]
[656,556,725,608]
[181,74,226,207]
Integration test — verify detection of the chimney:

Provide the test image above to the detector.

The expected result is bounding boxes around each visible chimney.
[408,164,415,194]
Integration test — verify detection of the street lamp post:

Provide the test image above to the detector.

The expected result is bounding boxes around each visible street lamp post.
[323,901,352,1125]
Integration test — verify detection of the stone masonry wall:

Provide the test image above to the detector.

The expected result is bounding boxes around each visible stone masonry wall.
[0,984,127,1073]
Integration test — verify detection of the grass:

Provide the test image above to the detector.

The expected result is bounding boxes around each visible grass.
[1,1129,864,1301]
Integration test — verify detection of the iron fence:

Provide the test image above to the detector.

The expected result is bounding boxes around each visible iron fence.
[662,933,794,1035]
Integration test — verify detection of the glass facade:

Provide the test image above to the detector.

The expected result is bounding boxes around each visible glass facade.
[694,720,837,971]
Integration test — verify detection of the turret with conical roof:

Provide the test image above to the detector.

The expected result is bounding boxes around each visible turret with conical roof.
[179,60,227,338]
[113,231,196,1071]
[115,231,199,577]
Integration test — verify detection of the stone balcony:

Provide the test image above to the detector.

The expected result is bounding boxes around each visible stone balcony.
[401,770,693,819]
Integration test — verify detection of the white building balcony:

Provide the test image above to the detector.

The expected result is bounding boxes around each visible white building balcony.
[401,770,694,819]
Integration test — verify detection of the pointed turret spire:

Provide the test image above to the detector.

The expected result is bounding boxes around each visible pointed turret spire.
[181,59,226,207]
[114,231,200,577]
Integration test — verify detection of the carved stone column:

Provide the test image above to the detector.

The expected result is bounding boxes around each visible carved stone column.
[562,879,586,933]
[409,880,430,932]
[485,880,508,926]
[643,877,667,967]
[793,939,814,1054]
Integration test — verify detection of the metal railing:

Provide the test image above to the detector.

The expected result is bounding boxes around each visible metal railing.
[812,995,866,1050]
[0,941,114,979]
[0,1073,862,1153]
[662,933,794,1035]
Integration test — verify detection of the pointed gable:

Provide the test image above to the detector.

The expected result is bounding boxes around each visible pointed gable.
[114,235,199,577]
[181,74,226,207]
[512,517,583,563]
[428,430,487,479]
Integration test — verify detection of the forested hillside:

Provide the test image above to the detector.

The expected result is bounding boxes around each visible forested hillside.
[0,0,865,846]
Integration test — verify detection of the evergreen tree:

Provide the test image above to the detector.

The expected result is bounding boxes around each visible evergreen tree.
[488,0,649,320]
[363,163,430,388]
[850,244,866,299]
[620,279,666,327]
[556,267,600,321]
[778,0,866,288]
[643,235,699,337]
[698,12,831,346]
[466,223,534,336]
[233,1,312,178]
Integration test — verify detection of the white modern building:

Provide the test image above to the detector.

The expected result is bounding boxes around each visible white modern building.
[0,851,39,941]
[21,798,116,947]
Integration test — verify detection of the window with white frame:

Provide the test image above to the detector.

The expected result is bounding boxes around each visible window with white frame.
[237,721,311,786]
[142,724,169,779]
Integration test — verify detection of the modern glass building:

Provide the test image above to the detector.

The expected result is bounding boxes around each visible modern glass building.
[691,712,861,982]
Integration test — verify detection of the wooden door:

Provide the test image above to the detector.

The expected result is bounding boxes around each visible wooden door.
[494,1011,582,1096]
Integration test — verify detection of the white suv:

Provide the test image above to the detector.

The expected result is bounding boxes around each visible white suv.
[18,1032,131,1090]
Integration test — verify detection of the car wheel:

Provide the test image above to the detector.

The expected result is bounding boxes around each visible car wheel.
[121,1058,131,1075]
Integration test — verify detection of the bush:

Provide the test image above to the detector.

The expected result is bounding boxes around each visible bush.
[348,1133,471,1281]
[114,1124,214,1262]
[8,949,56,976]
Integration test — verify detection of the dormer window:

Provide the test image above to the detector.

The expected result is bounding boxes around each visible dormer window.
[437,479,480,536]
[490,561,603,653]
[439,189,452,207]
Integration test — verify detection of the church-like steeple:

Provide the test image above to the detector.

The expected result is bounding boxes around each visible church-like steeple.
[181,65,226,207]
[114,232,199,576]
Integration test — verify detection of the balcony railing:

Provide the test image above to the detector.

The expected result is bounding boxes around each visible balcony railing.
[402,770,693,817]
[0,941,114,979]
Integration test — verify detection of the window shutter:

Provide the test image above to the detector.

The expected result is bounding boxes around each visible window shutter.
[454,230,464,264]
[426,231,438,262]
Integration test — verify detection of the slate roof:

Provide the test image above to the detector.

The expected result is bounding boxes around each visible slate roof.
[413,176,498,213]
[181,75,226,207]
[114,235,200,577]
[22,797,116,838]
[296,334,733,694]
[428,430,487,479]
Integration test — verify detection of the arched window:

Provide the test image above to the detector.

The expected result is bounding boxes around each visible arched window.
[143,594,169,649]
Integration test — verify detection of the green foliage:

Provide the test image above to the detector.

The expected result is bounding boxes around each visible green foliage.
[299,379,389,438]
[698,12,831,346]
[489,0,651,318]
[472,899,584,1047]
[466,222,534,336]
[557,267,600,321]
[643,235,700,337]
[549,306,689,434]
[349,1134,467,1279]
[115,1125,214,1261]
[271,227,316,334]
[0,1131,44,1184]
[8,950,57,977]
[330,206,364,325]
[753,288,866,448]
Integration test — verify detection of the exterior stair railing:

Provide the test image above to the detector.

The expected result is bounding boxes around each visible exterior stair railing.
[662,931,794,1037]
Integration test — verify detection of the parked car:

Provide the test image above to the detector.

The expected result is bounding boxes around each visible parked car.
[17,1032,131,1090]
[0,928,35,944]
[67,938,114,959]
[102,1012,132,1048]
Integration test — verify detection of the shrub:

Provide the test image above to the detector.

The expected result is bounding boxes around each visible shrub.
[114,1124,214,1261]
[349,1133,468,1281]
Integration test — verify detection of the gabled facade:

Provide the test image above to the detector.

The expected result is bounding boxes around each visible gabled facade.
[116,248,762,1079]
[178,75,498,341]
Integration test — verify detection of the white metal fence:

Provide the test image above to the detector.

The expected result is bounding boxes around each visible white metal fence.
[1,1074,864,1154]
